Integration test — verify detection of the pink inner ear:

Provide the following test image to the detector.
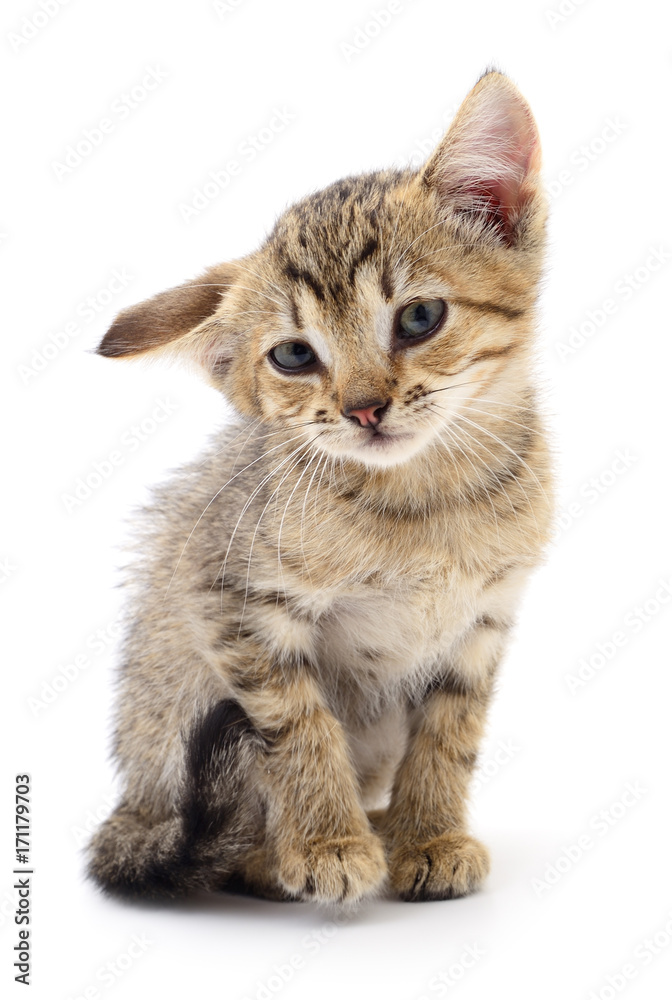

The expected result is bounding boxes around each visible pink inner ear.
[463,108,538,236]
[197,329,231,377]
[429,79,541,246]
[455,179,518,244]
[457,169,535,244]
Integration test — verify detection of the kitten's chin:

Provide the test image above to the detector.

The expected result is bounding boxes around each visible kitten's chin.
[323,429,433,469]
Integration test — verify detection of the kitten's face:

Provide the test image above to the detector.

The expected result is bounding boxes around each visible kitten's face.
[210,168,541,469]
[98,70,546,472]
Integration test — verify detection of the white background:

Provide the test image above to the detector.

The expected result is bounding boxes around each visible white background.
[3,0,672,998]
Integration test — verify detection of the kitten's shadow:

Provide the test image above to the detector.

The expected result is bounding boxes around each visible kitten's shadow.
[99,884,401,928]
[93,829,536,927]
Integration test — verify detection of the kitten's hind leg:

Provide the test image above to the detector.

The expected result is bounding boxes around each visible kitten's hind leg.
[87,699,264,899]
[87,803,197,899]
[227,842,300,902]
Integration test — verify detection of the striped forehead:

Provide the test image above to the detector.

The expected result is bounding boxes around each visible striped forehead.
[267,172,408,320]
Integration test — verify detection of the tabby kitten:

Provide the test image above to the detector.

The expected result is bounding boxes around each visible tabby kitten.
[88,70,553,904]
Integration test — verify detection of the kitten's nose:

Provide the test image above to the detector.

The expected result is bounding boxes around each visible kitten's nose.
[344,400,389,427]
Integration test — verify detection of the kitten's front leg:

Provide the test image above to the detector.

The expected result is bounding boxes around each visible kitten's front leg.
[383,623,505,901]
[234,660,386,904]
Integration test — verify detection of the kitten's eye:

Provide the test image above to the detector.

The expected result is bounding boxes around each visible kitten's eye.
[397,299,446,341]
[269,341,318,371]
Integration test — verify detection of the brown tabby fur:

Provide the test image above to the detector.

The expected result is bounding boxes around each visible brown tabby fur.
[88,71,553,904]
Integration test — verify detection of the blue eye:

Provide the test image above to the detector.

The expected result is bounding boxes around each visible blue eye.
[397,299,446,340]
[269,341,317,371]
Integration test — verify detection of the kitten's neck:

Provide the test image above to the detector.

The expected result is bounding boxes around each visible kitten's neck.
[331,450,455,515]
[320,405,537,517]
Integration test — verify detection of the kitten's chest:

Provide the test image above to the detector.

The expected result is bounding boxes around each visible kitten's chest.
[279,502,490,685]
[312,568,478,684]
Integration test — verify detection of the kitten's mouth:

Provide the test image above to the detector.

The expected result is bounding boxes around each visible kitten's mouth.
[323,425,429,468]
[359,429,413,449]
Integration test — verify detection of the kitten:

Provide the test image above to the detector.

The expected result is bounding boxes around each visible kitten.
[88,70,553,904]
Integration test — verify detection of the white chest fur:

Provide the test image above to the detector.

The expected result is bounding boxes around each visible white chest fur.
[316,582,476,686]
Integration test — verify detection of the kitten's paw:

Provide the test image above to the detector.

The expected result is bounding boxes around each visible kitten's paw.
[388,831,490,902]
[278,833,387,904]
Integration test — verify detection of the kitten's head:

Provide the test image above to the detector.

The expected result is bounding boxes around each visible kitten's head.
[98,71,546,469]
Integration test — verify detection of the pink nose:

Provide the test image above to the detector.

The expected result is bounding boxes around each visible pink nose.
[345,401,388,427]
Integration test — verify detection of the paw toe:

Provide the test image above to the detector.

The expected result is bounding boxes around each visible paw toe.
[279,834,387,903]
[390,832,489,901]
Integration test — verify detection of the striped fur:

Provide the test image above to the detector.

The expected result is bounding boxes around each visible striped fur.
[89,71,554,904]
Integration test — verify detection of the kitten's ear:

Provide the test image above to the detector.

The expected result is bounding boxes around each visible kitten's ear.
[422,71,542,247]
[96,262,237,361]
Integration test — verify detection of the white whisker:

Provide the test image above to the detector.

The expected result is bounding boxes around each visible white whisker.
[454,411,548,502]
[238,442,320,634]
[275,447,322,600]
[187,282,286,310]
[435,427,503,553]
[393,219,449,270]
[298,452,325,581]
[404,243,486,268]
[163,431,313,600]
[215,437,322,608]
[441,422,525,536]
[227,261,291,305]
